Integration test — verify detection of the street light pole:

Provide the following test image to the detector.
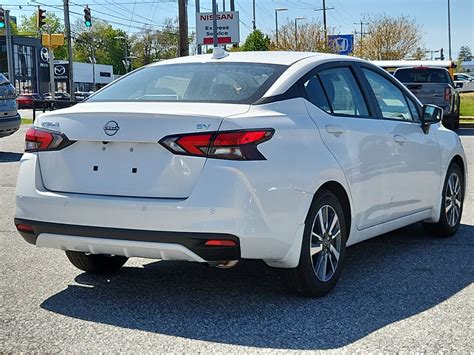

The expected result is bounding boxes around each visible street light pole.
[294,17,306,51]
[275,8,287,48]
[447,0,452,60]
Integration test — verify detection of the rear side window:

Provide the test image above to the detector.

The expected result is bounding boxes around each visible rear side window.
[304,76,331,113]
[394,68,450,84]
[88,63,287,104]
[316,67,369,117]
[363,68,413,121]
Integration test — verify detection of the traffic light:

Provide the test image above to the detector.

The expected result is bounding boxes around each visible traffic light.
[0,8,5,29]
[37,7,46,29]
[84,6,92,27]
[440,48,445,61]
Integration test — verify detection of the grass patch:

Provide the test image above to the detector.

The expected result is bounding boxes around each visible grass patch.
[21,118,33,125]
[460,92,474,117]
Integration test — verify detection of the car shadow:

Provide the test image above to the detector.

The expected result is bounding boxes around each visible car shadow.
[40,223,473,350]
[0,152,22,163]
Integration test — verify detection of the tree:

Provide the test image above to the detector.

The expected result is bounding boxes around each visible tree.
[241,30,271,51]
[130,18,190,69]
[273,20,334,52]
[17,12,67,59]
[458,46,472,62]
[411,47,426,60]
[73,19,128,75]
[0,21,18,36]
[353,14,422,60]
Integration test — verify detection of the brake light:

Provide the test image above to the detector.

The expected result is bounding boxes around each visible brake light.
[444,87,451,102]
[25,127,74,152]
[160,129,274,160]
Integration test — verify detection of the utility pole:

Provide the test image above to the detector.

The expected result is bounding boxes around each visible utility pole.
[178,0,189,56]
[252,0,256,30]
[447,0,452,60]
[195,0,201,54]
[5,10,14,86]
[212,0,218,47]
[314,0,334,41]
[63,0,74,98]
[354,21,370,42]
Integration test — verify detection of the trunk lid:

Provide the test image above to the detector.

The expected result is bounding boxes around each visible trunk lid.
[36,102,249,198]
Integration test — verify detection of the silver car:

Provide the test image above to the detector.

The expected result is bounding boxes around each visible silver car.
[0,73,20,138]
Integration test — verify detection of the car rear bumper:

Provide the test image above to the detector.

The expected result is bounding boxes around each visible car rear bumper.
[14,218,240,261]
[0,114,21,137]
[15,153,310,267]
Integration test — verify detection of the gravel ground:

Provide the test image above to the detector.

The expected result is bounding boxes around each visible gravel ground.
[1,125,473,353]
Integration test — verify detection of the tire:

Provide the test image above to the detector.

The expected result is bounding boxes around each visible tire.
[423,163,464,237]
[283,189,347,297]
[65,251,128,274]
[454,109,460,130]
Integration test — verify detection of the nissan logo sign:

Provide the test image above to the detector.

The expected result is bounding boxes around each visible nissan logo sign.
[54,65,66,76]
[103,120,120,136]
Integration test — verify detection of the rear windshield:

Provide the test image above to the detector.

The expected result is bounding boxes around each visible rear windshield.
[394,68,450,83]
[88,62,287,104]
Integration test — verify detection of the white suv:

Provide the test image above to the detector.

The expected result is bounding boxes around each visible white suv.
[14,52,467,296]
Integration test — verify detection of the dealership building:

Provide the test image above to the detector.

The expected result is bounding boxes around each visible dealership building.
[1,35,115,94]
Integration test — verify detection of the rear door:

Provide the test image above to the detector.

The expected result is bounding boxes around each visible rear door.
[303,63,398,230]
[36,102,249,198]
[360,65,441,216]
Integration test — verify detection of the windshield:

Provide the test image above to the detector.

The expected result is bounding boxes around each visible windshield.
[88,63,287,104]
[394,68,450,84]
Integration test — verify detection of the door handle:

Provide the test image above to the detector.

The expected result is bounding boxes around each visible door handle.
[393,134,407,145]
[326,125,345,137]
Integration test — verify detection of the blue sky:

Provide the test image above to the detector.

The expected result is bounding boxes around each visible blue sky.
[4,0,473,58]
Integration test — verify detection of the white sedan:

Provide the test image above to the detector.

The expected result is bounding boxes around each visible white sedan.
[14,51,467,296]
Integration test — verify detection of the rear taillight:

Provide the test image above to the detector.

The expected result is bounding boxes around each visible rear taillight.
[25,127,74,152]
[160,129,274,161]
[444,87,451,102]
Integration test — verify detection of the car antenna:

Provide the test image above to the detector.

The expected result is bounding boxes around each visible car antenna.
[212,46,229,59]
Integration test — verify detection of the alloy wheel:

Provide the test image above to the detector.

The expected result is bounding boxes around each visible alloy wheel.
[445,172,462,227]
[310,205,342,282]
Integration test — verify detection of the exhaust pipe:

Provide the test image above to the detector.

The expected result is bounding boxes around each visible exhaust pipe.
[209,260,239,269]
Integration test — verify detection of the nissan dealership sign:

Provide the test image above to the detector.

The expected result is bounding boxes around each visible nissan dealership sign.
[196,11,240,45]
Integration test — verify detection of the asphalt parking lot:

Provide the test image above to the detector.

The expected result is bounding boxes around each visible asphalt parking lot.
[1,125,473,353]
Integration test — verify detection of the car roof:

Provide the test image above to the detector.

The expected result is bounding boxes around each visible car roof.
[149,51,341,66]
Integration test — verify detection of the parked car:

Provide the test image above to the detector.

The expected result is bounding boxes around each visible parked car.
[14,51,467,296]
[453,72,474,93]
[394,66,460,129]
[16,93,43,109]
[43,92,71,101]
[0,73,20,138]
[74,91,91,101]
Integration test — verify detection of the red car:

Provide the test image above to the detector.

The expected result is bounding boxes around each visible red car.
[16,93,42,109]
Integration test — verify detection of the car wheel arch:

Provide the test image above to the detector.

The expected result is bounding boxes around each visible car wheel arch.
[306,181,352,242]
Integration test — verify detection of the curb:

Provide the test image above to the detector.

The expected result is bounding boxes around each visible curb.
[460,122,474,129]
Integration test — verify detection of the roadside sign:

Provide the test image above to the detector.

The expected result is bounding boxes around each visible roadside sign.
[328,34,354,55]
[196,11,240,45]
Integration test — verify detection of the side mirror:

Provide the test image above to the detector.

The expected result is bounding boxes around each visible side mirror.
[422,104,443,127]
[455,82,464,88]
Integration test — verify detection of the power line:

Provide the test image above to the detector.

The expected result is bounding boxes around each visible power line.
[354,20,369,42]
